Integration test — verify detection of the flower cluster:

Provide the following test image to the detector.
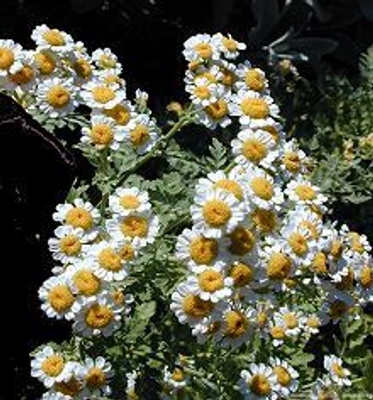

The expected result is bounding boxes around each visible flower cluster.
[0,24,159,154]
[3,26,370,399]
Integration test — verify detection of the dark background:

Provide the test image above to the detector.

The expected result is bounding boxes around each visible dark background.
[0,1,372,399]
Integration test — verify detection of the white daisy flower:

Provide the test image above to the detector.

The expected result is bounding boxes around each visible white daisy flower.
[285,178,327,209]
[273,306,304,337]
[191,189,245,238]
[231,128,277,170]
[31,346,67,388]
[163,366,188,393]
[36,77,78,118]
[33,49,60,77]
[286,206,323,241]
[69,48,95,84]
[94,68,126,88]
[98,100,134,126]
[65,262,106,299]
[73,291,123,337]
[80,80,126,110]
[319,289,355,325]
[269,358,299,397]
[229,89,279,127]
[278,139,307,178]
[106,211,159,248]
[224,224,258,258]
[235,61,269,93]
[125,370,138,399]
[239,363,280,400]
[183,33,220,63]
[175,227,228,273]
[81,114,125,150]
[48,225,89,264]
[214,306,255,348]
[186,76,224,107]
[309,378,338,400]
[195,168,246,202]
[244,166,284,211]
[227,257,262,293]
[0,39,23,77]
[53,198,100,241]
[4,50,38,91]
[212,33,246,59]
[89,240,131,282]
[170,281,220,327]
[301,314,322,335]
[186,266,233,303]
[38,275,79,320]
[108,186,151,217]
[76,356,114,398]
[250,207,280,234]
[91,47,122,74]
[123,113,159,155]
[31,25,75,54]
[324,355,351,387]
[196,97,232,129]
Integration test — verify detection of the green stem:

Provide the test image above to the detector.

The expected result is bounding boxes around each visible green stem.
[116,108,195,187]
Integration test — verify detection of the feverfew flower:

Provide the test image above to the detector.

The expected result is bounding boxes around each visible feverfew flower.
[270,358,299,397]
[31,25,74,54]
[324,355,351,387]
[213,33,246,59]
[109,186,151,217]
[80,80,126,110]
[183,34,220,63]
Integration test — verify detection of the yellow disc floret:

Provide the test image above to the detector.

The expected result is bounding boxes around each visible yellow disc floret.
[59,235,82,256]
[41,355,65,377]
[266,253,292,280]
[250,177,273,200]
[46,85,70,109]
[242,139,268,163]
[202,199,232,227]
[198,270,224,292]
[229,226,256,256]
[73,270,101,296]
[98,248,122,272]
[43,29,66,46]
[0,47,14,70]
[92,86,115,104]
[250,374,271,396]
[120,215,149,238]
[229,262,254,287]
[182,294,214,318]
[130,125,150,147]
[65,207,94,231]
[48,285,75,312]
[85,304,114,328]
[240,98,269,119]
[189,237,219,265]
[90,124,114,146]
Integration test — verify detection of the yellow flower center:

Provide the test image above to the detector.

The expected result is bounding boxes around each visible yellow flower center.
[90,124,114,146]
[214,179,243,200]
[65,207,94,231]
[273,366,291,387]
[245,69,265,92]
[0,47,14,70]
[189,237,219,265]
[329,300,348,320]
[10,65,34,84]
[41,355,64,377]
[112,289,125,305]
[198,270,224,292]
[257,312,268,327]
[332,362,346,378]
[34,51,56,75]
[48,285,75,312]
[288,232,309,256]
[198,71,217,83]
[130,124,150,147]
[312,252,328,274]
[220,68,237,87]
[299,220,319,239]
[229,262,254,287]
[194,43,213,59]
[251,208,277,233]
[224,310,248,337]
[250,177,273,200]
[98,248,122,272]
[92,86,116,104]
[283,151,301,172]
[86,367,106,389]
[335,268,354,290]
[283,313,298,329]
[73,270,101,296]
[240,98,269,119]
[104,104,131,125]
[55,378,82,397]
[270,326,286,340]
[349,232,364,253]
[318,389,336,400]
[202,199,232,227]
[194,85,210,100]
[182,294,214,318]
[43,29,66,46]
[99,54,116,69]
[120,215,149,238]
[46,85,71,109]
[59,234,82,256]
[222,37,238,52]
[294,184,316,201]
[118,243,135,261]
[307,315,320,329]
[228,226,256,256]
[172,368,184,382]
[120,194,140,210]
[73,58,92,78]
[85,304,114,328]
[330,240,343,259]
[361,265,373,289]
[266,253,292,280]
[242,138,268,163]
[205,99,229,120]
[250,374,271,396]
